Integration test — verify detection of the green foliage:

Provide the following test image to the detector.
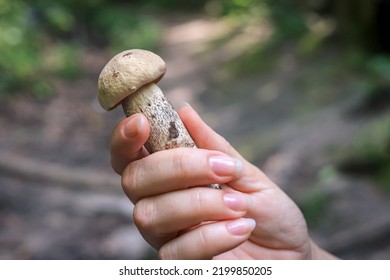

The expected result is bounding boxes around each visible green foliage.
[133,0,208,11]
[0,0,162,100]
[44,43,82,80]
[206,0,308,37]
[93,6,161,53]
[311,48,390,191]
[43,4,75,33]
[0,0,75,99]
[366,55,390,82]
[0,1,44,98]
[298,165,338,227]
[209,0,326,78]
[1,0,389,101]
[299,187,331,227]
[337,116,390,190]
[214,0,269,17]
[346,51,390,115]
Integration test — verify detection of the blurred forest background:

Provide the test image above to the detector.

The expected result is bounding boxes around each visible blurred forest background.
[0,0,389,259]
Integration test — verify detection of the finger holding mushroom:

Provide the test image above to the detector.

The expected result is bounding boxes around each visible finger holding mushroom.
[98,49,220,189]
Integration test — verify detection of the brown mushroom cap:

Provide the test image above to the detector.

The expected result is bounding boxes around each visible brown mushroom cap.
[98,49,167,111]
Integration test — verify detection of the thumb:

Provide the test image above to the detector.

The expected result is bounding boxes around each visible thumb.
[178,104,243,160]
[178,103,275,193]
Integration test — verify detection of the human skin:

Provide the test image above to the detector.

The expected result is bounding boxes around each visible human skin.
[109,103,337,260]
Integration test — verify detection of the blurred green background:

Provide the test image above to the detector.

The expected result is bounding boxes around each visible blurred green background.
[2,0,390,100]
[0,0,389,259]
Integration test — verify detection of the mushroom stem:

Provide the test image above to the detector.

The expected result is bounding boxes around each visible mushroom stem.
[121,83,221,189]
[98,49,220,189]
[121,83,195,153]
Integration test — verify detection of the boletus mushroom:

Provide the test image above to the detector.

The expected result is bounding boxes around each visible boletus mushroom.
[98,49,220,189]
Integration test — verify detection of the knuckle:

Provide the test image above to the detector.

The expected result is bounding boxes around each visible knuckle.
[158,243,177,260]
[196,228,209,250]
[171,149,192,179]
[133,199,154,231]
[194,189,213,211]
[121,161,143,203]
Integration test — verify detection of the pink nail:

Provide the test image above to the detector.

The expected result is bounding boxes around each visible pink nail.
[123,115,141,138]
[226,218,256,236]
[223,193,249,212]
[209,156,242,177]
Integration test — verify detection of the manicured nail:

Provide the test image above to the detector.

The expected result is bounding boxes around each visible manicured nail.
[123,115,141,138]
[226,218,256,236]
[223,193,252,211]
[178,101,191,110]
[209,156,243,177]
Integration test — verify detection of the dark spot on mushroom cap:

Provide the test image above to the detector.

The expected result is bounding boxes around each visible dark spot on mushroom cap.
[123,52,133,57]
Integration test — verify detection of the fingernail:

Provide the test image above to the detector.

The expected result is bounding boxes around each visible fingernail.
[123,115,141,138]
[226,218,256,236]
[209,156,243,177]
[178,101,191,110]
[223,193,253,211]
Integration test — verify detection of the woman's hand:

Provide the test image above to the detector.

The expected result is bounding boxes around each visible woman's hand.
[110,104,336,260]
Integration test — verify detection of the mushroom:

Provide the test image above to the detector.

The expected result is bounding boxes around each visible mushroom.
[98,49,220,189]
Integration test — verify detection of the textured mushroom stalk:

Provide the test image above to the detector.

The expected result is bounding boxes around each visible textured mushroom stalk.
[121,83,195,153]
